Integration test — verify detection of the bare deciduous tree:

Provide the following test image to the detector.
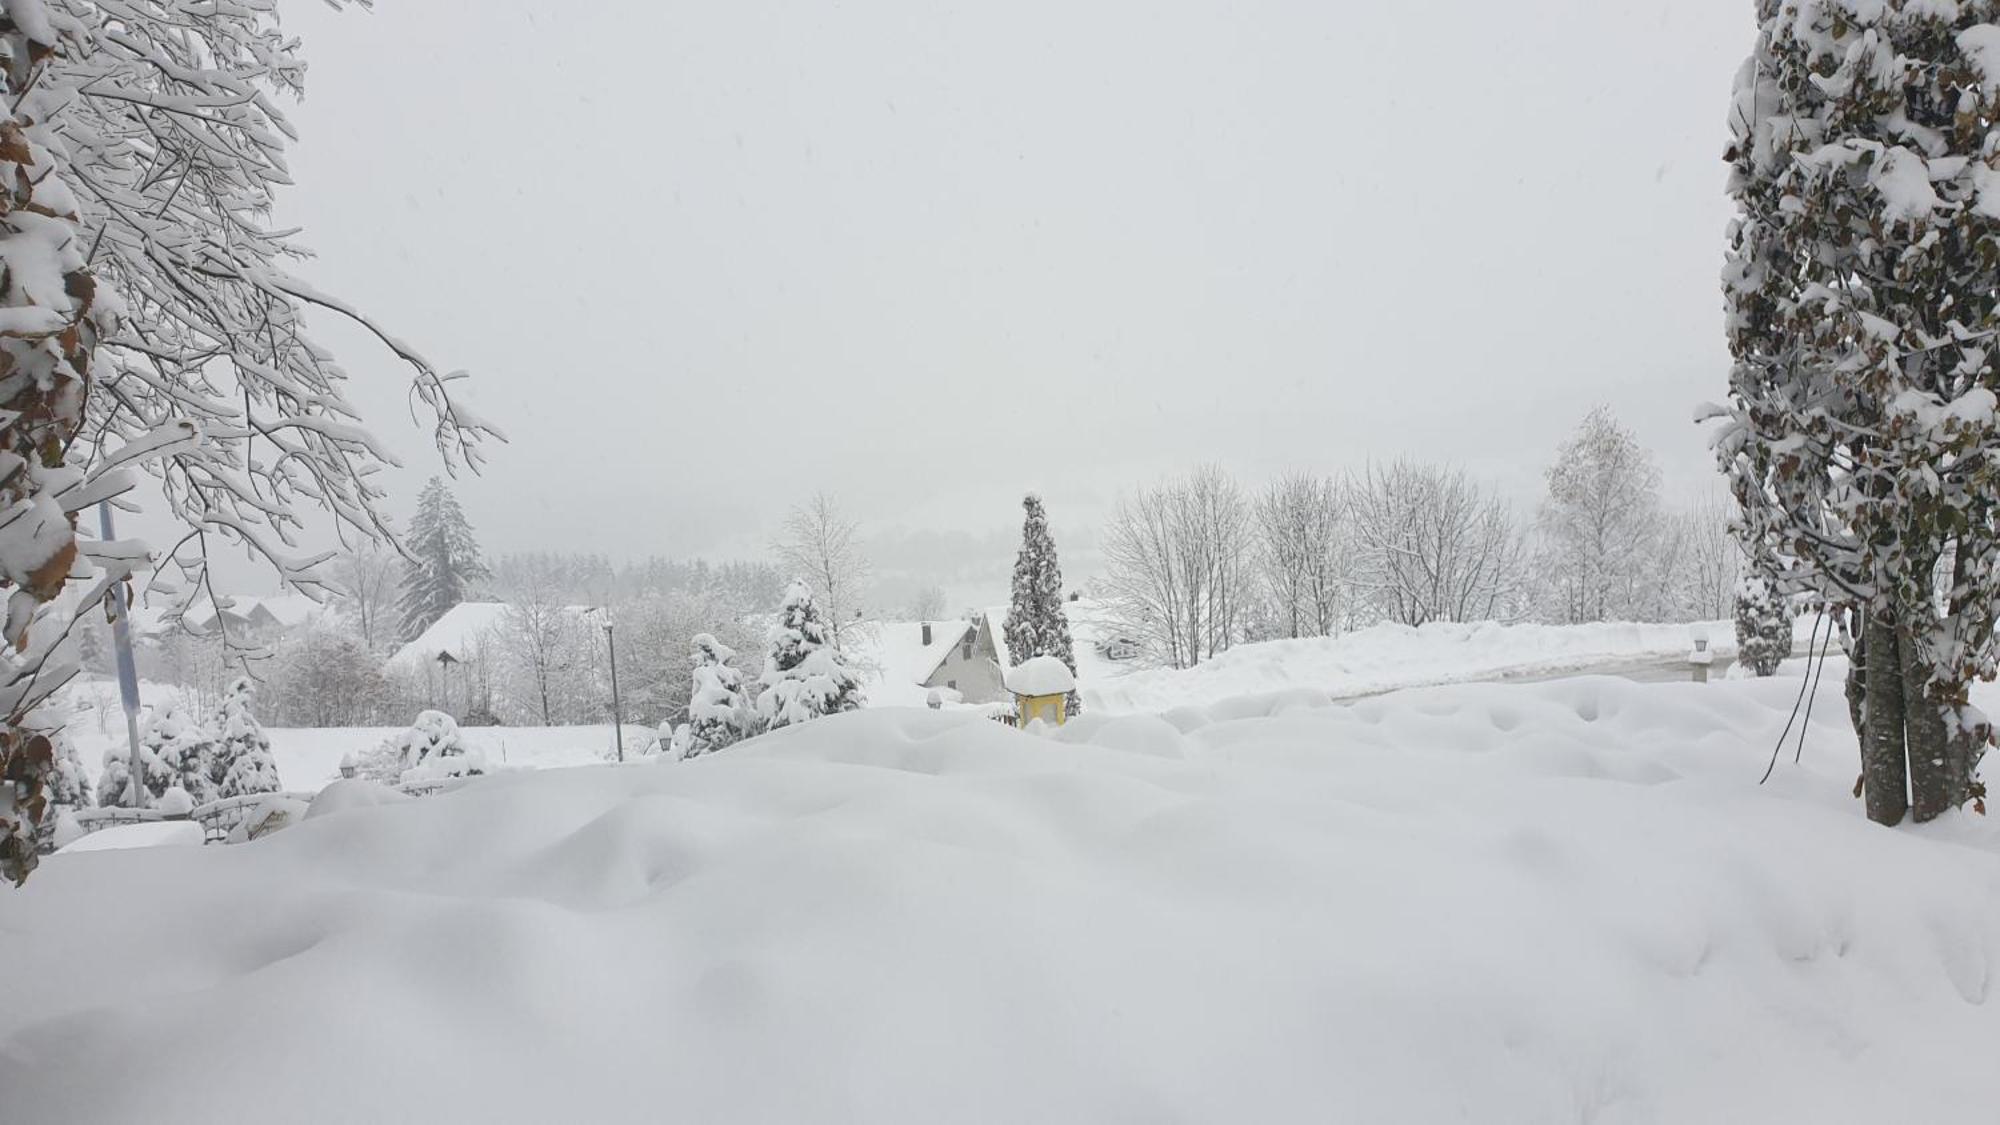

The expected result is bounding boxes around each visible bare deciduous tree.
[1348,461,1526,627]
[1254,472,1348,639]
[328,543,403,654]
[1102,466,1253,668]
[775,493,871,651]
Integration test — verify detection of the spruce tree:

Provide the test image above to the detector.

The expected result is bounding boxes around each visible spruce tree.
[398,478,491,641]
[1733,575,1792,678]
[756,581,864,731]
[1003,494,1081,715]
[681,633,753,759]
[1721,1,2000,822]
[215,678,282,799]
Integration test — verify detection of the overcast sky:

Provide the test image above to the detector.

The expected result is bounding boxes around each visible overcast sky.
[243,0,1752,609]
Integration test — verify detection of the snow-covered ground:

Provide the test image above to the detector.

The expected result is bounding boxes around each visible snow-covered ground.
[1083,618,1793,714]
[6,670,1999,1122]
[58,678,651,795]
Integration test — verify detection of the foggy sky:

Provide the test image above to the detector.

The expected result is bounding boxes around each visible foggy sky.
[249,0,1752,609]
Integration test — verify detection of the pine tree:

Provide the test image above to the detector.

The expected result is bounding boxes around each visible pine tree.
[756,581,864,731]
[681,633,754,759]
[1003,494,1082,714]
[214,677,282,799]
[1733,575,1792,678]
[1721,2,2000,823]
[398,478,491,641]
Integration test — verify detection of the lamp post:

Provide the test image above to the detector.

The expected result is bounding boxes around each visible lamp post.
[604,618,625,762]
[98,502,145,807]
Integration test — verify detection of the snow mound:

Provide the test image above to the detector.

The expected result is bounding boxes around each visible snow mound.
[6,676,2000,1122]
[1004,654,1075,696]
[54,820,203,853]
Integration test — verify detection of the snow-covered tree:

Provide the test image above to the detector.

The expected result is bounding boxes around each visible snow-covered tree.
[680,633,754,758]
[775,493,871,651]
[1536,407,1665,623]
[756,581,864,730]
[907,585,948,623]
[43,725,91,815]
[0,4,112,884]
[1003,494,1081,715]
[148,703,214,807]
[214,678,280,799]
[97,741,144,810]
[3,1,497,880]
[399,478,490,642]
[1720,0,2000,823]
[1734,575,1792,679]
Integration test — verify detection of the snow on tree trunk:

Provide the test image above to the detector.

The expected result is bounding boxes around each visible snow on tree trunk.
[756,581,863,730]
[1720,0,2000,821]
[1003,494,1082,715]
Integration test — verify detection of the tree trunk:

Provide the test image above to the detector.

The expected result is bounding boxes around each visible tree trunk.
[1860,612,1909,826]
[1900,622,1951,823]
[1843,614,1867,735]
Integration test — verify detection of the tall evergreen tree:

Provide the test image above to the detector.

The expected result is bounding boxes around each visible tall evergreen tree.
[1720,1,2000,822]
[1003,494,1081,715]
[214,677,281,799]
[679,634,754,759]
[756,581,864,730]
[398,478,491,641]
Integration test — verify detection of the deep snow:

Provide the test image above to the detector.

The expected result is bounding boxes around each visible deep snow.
[5,671,1998,1123]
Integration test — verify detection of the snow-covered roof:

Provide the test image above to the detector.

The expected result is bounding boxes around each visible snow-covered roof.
[861,619,976,687]
[1005,655,1075,696]
[389,602,513,669]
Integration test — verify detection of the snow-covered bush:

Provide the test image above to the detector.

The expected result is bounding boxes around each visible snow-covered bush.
[756,582,864,730]
[357,711,488,786]
[1733,577,1791,679]
[43,726,92,815]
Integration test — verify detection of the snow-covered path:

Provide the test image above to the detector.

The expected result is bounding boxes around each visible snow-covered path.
[5,673,1997,1123]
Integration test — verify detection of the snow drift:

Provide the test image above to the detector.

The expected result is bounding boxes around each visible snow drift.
[4,674,1998,1123]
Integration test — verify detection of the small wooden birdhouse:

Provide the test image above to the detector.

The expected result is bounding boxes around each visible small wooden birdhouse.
[1005,655,1076,728]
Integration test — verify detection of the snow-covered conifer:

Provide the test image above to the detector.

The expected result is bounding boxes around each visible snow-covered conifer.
[43,727,92,815]
[215,678,281,799]
[399,479,491,641]
[1732,575,1792,679]
[1003,494,1081,715]
[756,581,864,730]
[148,703,215,806]
[1720,1,2000,822]
[681,634,753,758]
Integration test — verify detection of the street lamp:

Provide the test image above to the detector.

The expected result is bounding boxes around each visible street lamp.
[603,617,624,762]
